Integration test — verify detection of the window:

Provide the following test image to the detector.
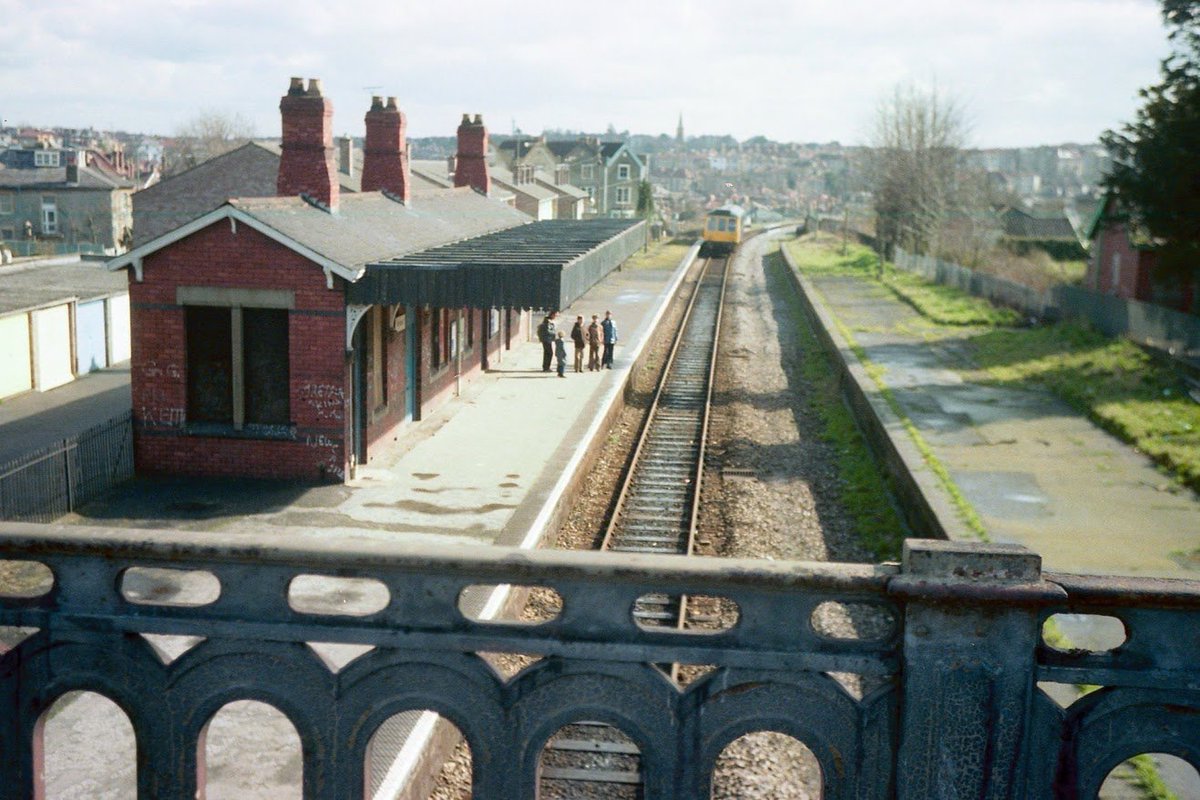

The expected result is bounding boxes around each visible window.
[585,186,595,199]
[186,306,290,429]
[368,307,387,412]
[489,309,500,337]
[1110,252,1121,290]
[34,151,60,167]
[615,186,631,205]
[581,164,594,180]
[0,193,12,215]
[0,228,13,241]
[707,218,719,231]
[41,196,57,235]
[617,164,630,180]
[466,309,475,350]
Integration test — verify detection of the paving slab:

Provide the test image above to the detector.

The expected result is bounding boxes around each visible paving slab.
[804,271,1200,579]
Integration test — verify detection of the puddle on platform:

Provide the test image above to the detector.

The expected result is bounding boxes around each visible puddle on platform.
[412,472,439,480]
[952,471,1051,520]
[364,500,517,515]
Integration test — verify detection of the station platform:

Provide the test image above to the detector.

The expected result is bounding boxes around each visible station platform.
[66,241,695,553]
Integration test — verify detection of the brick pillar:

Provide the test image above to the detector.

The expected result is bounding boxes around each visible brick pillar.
[361,95,410,203]
[454,113,489,196]
[277,77,338,211]
[890,540,1065,799]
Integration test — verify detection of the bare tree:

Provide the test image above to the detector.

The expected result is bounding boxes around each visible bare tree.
[163,110,256,175]
[867,82,971,258]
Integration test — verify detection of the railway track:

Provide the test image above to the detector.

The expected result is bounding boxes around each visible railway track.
[537,253,731,799]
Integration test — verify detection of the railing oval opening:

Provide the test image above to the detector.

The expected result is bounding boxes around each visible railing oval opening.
[810,600,896,642]
[368,710,470,798]
[1042,613,1127,654]
[0,559,54,598]
[458,584,562,625]
[1098,752,1199,799]
[40,691,136,799]
[537,721,642,798]
[711,731,821,799]
[287,574,389,617]
[632,593,739,633]
[201,700,301,799]
[120,566,220,607]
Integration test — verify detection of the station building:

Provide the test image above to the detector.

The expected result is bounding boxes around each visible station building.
[108,78,644,482]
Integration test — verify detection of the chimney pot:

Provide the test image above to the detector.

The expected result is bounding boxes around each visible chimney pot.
[455,113,490,195]
[370,95,384,110]
[306,78,323,97]
[461,113,471,125]
[288,76,305,95]
[386,96,398,110]
[474,114,483,125]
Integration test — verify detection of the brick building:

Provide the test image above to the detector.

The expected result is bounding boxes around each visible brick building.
[108,78,643,483]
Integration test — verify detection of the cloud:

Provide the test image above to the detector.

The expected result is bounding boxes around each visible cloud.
[0,0,1168,145]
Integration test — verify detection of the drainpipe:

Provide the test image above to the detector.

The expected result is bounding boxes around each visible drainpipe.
[456,312,463,397]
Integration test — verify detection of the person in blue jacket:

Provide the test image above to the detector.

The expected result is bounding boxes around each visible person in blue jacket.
[554,331,568,377]
[600,310,618,369]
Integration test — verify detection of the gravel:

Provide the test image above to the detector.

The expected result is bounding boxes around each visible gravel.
[429,234,886,798]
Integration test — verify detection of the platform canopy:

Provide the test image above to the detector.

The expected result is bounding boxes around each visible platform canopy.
[348,219,646,310]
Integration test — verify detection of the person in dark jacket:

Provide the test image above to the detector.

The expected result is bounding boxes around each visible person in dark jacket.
[554,331,568,377]
[538,312,558,372]
[601,310,618,369]
[570,315,586,373]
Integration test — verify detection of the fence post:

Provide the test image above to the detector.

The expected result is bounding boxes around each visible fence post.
[889,540,1066,799]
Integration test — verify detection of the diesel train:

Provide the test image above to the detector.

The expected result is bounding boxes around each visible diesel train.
[700,204,748,255]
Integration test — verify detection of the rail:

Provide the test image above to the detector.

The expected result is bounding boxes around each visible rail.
[0,524,1196,798]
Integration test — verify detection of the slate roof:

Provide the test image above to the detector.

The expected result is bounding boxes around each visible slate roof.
[1001,207,1077,240]
[489,165,559,201]
[534,175,588,199]
[600,142,625,160]
[410,160,453,187]
[226,189,530,270]
[0,260,128,316]
[0,164,134,191]
[132,141,362,246]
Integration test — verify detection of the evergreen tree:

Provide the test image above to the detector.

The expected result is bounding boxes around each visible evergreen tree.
[636,180,655,219]
[1101,0,1200,281]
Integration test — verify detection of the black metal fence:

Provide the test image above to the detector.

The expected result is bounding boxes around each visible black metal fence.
[0,412,133,522]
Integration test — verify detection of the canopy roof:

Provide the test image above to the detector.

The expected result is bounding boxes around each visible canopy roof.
[348,219,646,310]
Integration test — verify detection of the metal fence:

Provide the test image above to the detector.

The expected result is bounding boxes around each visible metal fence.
[0,529,1196,798]
[0,411,133,522]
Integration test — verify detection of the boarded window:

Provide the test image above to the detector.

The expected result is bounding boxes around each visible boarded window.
[186,306,289,428]
[186,306,233,423]
[430,310,442,370]
[243,308,290,424]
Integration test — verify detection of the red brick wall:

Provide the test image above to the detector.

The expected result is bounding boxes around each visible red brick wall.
[130,221,349,481]
[365,305,411,453]
[361,97,410,204]
[1091,223,1156,301]
[278,85,338,209]
[454,115,490,195]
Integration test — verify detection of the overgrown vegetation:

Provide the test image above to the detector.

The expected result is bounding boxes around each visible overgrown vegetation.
[765,250,906,560]
[969,323,1200,491]
[622,238,690,271]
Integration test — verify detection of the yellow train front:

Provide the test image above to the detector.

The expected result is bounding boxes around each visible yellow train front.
[700,205,745,256]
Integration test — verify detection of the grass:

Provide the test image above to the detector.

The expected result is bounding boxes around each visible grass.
[784,238,990,540]
[765,250,906,560]
[969,324,1200,492]
[790,233,1200,494]
[622,239,691,272]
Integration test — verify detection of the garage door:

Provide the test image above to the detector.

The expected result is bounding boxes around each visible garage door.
[32,305,74,391]
[0,313,32,399]
[76,299,108,374]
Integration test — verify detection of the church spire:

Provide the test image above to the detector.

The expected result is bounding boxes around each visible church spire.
[675,112,684,145]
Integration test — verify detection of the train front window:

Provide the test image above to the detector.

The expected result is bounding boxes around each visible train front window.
[708,218,719,231]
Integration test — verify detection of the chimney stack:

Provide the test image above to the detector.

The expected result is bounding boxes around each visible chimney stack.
[277,77,339,210]
[454,113,490,196]
[361,95,410,204]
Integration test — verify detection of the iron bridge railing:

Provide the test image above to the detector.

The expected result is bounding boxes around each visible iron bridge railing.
[0,525,1196,798]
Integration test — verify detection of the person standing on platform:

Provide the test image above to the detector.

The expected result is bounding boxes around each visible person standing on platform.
[555,331,568,378]
[586,314,602,371]
[539,312,558,372]
[570,315,586,373]
[601,310,618,369]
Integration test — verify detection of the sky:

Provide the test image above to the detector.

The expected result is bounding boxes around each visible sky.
[0,0,1171,148]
